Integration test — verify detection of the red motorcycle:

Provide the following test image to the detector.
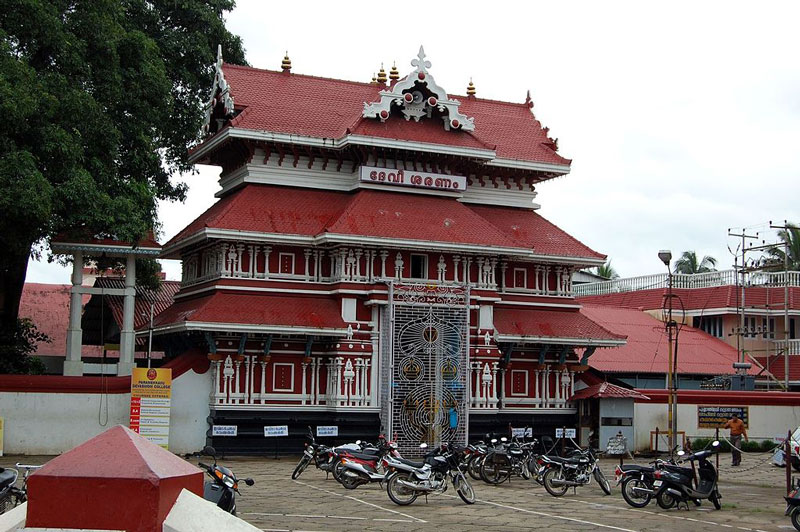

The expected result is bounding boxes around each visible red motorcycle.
[338,435,402,489]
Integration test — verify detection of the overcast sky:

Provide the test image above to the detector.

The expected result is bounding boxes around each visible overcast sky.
[26,0,800,284]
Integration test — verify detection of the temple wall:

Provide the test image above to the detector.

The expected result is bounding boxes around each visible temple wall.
[0,366,210,455]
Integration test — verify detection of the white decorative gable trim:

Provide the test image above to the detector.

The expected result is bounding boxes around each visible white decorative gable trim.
[363,46,475,132]
[202,45,235,136]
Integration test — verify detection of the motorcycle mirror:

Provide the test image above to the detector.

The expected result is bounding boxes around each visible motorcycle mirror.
[491,438,497,444]
[501,437,508,442]
[356,440,362,445]
[202,445,216,457]
[712,440,720,447]
[244,478,255,486]
[677,450,686,456]
[419,443,428,449]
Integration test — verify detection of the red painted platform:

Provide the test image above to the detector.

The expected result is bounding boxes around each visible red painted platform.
[26,425,203,532]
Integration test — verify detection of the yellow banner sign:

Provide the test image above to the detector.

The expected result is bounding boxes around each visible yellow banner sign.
[130,368,172,449]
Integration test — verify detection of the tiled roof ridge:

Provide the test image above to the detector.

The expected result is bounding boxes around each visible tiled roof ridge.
[579,310,628,340]
[223,62,385,91]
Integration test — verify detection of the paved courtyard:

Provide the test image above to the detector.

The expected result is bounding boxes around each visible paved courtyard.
[2,451,793,531]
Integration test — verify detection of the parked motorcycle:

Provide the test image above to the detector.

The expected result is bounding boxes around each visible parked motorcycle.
[339,436,402,489]
[479,437,534,484]
[615,457,692,508]
[198,446,254,514]
[384,443,475,505]
[466,440,488,481]
[292,426,339,480]
[785,477,800,530]
[540,445,611,496]
[0,463,40,514]
[653,440,721,510]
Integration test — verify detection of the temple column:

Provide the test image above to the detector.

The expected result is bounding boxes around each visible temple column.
[301,360,309,405]
[453,255,461,283]
[533,369,540,406]
[117,254,136,376]
[304,249,311,281]
[263,246,272,279]
[64,252,84,376]
[500,261,507,292]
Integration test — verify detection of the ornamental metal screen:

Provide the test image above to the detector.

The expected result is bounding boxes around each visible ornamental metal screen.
[380,283,469,455]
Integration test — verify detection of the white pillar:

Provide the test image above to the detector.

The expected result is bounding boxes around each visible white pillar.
[64,251,85,376]
[117,254,136,376]
[304,249,311,281]
[380,251,388,278]
[301,361,308,405]
[533,369,540,406]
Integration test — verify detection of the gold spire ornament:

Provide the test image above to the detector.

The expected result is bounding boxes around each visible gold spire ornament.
[467,78,476,96]
[281,52,291,72]
[389,62,399,81]
[371,73,377,84]
[377,63,387,84]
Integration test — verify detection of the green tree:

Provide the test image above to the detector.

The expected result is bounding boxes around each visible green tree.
[0,1,246,356]
[594,261,620,279]
[674,251,717,274]
[767,223,800,270]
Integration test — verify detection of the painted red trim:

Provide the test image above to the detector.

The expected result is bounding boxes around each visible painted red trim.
[635,388,800,406]
[0,351,209,394]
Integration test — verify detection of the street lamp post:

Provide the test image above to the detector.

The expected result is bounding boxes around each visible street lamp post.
[658,250,678,454]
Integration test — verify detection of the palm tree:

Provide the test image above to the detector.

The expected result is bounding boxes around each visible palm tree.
[674,251,717,274]
[767,223,800,271]
[595,261,620,279]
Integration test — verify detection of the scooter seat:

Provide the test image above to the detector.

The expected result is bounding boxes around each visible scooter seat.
[620,464,655,474]
[346,451,381,461]
[396,457,425,468]
[0,469,15,489]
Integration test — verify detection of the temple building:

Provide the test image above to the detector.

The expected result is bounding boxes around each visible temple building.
[149,47,625,453]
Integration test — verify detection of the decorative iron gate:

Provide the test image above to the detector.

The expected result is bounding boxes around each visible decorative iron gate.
[380,283,469,455]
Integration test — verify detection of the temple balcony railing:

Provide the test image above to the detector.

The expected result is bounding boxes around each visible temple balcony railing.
[574,269,800,297]
[775,339,800,356]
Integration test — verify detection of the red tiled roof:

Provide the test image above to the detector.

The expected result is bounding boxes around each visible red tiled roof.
[152,292,347,332]
[580,304,757,375]
[51,230,161,250]
[164,184,604,260]
[217,64,569,166]
[18,284,100,357]
[493,307,625,344]
[569,382,650,401]
[323,189,521,249]
[752,355,800,382]
[469,204,605,260]
[578,285,800,312]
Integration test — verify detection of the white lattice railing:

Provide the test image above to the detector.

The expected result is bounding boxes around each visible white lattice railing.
[574,269,800,297]
[775,339,800,356]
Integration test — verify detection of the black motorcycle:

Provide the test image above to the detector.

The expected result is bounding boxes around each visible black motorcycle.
[198,446,254,515]
[785,477,800,530]
[615,458,694,508]
[540,446,611,496]
[653,441,721,510]
[292,427,336,480]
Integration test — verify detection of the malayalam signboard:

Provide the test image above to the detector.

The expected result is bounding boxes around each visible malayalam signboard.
[697,405,749,429]
[264,425,289,437]
[316,425,339,437]
[359,165,467,192]
[212,425,238,437]
[130,368,172,449]
[555,428,577,438]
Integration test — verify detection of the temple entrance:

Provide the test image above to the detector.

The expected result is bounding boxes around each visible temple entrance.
[381,283,469,455]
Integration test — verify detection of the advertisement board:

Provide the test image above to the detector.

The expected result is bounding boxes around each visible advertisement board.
[316,425,339,437]
[697,405,749,429]
[130,367,172,448]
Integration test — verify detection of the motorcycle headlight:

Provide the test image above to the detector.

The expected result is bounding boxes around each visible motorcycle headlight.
[223,476,235,488]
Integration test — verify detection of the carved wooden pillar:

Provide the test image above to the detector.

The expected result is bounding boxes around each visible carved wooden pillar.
[380,250,388,278]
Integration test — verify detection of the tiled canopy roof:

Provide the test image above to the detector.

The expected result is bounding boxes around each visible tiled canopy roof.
[212,64,569,166]
[164,184,603,261]
[569,382,650,401]
[151,292,347,334]
[580,304,757,375]
[493,307,625,345]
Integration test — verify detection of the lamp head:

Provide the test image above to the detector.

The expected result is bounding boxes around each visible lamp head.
[658,250,672,266]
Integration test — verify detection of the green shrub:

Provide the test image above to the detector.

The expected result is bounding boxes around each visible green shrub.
[760,440,779,452]
[690,437,731,453]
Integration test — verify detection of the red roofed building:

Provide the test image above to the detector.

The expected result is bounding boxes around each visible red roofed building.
[154,47,623,453]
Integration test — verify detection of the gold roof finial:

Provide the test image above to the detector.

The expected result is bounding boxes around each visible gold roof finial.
[377,63,387,84]
[467,78,476,97]
[281,51,291,73]
[371,72,377,84]
[389,61,399,81]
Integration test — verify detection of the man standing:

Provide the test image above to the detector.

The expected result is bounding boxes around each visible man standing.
[723,413,748,466]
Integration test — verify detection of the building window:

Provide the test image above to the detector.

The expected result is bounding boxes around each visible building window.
[279,253,295,275]
[791,318,796,340]
[513,268,527,289]
[272,363,295,392]
[762,317,775,339]
[693,316,723,338]
[510,370,528,396]
[410,254,428,279]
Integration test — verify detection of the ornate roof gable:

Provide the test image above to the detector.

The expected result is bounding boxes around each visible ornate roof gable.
[202,45,235,136]
[362,46,475,132]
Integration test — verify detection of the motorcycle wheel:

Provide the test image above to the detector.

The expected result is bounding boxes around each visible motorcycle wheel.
[791,508,800,531]
[542,467,569,497]
[0,493,18,515]
[454,473,476,504]
[332,461,345,483]
[520,461,532,480]
[620,477,651,508]
[594,468,612,495]
[292,455,312,480]
[340,472,363,490]
[710,490,722,510]
[656,490,677,509]
[468,455,484,481]
[387,472,418,506]
[481,458,510,485]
